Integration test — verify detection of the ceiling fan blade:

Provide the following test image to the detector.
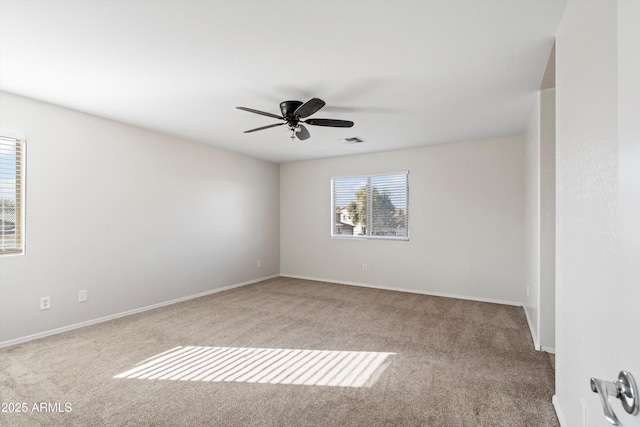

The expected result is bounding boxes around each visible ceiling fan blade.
[296,125,311,141]
[304,118,354,128]
[236,106,284,120]
[293,98,326,118]
[243,123,285,133]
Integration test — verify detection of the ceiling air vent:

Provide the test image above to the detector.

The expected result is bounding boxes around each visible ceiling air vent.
[340,137,365,144]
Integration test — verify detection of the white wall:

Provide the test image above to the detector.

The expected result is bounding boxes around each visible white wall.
[523,88,556,352]
[280,137,525,305]
[0,91,280,345]
[539,88,555,353]
[555,1,640,426]
[523,92,541,347]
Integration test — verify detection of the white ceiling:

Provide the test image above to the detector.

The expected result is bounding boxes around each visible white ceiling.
[0,0,566,164]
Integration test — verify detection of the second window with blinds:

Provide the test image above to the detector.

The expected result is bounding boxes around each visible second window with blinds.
[332,171,409,240]
[0,135,25,256]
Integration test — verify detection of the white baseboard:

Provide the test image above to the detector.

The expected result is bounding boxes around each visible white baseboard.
[3,274,534,349]
[522,305,541,350]
[280,274,523,307]
[541,346,556,354]
[0,274,279,349]
[552,395,567,427]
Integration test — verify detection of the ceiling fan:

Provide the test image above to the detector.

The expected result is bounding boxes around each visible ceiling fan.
[236,98,354,140]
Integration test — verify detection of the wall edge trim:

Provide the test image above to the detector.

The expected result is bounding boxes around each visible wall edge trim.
[523,304,541,350]
[552,395,567,427]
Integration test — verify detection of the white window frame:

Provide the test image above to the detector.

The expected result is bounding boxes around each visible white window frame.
[331,171,409,241]
[0,131,26,256]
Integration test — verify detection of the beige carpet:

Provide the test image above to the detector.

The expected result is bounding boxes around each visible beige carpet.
[0,277,558,426]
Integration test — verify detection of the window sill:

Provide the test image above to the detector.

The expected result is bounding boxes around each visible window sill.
[331,235,409,241]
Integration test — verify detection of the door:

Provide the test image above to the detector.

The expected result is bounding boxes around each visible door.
[613,1,640,424]
[555,1,640,426]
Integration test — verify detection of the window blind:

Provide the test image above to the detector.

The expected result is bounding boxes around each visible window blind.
[332,171,409,240]
[0,136,25,255]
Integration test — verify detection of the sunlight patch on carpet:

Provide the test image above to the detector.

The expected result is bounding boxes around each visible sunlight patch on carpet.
[114,346,395,387]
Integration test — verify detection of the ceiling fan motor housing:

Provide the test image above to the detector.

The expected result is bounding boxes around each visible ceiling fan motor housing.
[280,101,303,128]
[279,100,303,118]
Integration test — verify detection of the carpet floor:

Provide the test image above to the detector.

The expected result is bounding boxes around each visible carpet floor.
[0,277,558,426]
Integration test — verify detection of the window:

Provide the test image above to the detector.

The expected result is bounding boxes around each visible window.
[332,171,409,240]
[0,135,25,255]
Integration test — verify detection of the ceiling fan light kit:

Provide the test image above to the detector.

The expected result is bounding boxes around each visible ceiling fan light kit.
[236,98,354,141]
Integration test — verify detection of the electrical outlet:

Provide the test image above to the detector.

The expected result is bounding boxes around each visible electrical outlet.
[527,286,530,297]
[79,290,88,302]
[40,296,51,310]
[362,264,368,272]
[257,260,262,268]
